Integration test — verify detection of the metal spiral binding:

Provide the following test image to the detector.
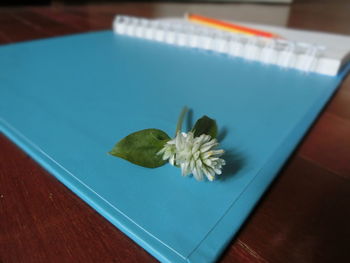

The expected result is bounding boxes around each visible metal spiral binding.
[113,15,325,74]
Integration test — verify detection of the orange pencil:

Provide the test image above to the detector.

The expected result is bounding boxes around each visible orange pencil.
[186,13,280,39]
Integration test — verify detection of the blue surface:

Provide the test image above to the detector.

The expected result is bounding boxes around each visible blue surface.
[0,31,348,263]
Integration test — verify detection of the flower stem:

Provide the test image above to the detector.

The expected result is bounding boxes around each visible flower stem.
[175,106,189,135]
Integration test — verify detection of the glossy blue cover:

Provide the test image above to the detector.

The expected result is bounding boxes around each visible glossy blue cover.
[0,31,348,263]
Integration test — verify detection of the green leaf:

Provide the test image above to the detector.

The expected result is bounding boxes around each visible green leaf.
[109,129,171,168]
[192,115,218,138]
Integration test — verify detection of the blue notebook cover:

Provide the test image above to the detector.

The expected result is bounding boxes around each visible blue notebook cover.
[1,31,349,262]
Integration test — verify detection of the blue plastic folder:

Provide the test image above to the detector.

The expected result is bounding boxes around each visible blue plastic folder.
[0,31,349,263]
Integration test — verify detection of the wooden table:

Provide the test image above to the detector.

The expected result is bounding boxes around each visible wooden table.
[1,1,350,262]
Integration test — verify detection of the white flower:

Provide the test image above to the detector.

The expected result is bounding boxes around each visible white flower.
[157,138,177,166]
[158,132,225,181]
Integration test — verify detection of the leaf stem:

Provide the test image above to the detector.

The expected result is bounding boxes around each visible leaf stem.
[175,106,189,135]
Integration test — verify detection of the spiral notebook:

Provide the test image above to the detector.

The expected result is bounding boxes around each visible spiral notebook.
[1,16,350,263]
[114,16,350,76]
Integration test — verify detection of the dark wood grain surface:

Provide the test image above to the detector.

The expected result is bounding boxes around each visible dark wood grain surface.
[1,1,350,262]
